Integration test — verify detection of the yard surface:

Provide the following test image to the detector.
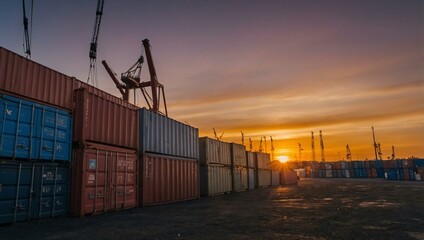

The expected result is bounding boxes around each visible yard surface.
[1,178,423,240]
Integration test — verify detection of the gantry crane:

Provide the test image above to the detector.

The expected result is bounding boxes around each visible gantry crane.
[102,39,168,115]
[346,144,352,161]
[311,131,316,161]
[270,136,275,161]
[372,126,379,161]
[22,0,33,58]
[319,130,325,162]
[87,0,105,87]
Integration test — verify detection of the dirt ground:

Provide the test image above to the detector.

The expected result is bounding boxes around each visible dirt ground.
[1,178,423,240]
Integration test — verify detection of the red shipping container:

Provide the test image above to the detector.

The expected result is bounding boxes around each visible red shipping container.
[142,153,199,206]
[70,142,138,217]
[73,88,139,149]
[280,170,298,185]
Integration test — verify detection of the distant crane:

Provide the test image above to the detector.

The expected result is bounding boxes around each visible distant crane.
[372,126,379,161]
[377,143,383,161]
[346,144,352,161]
[270,136,275,161]
[298,143,304,162]
[391,145,395,160]
[102,39,168,115]
[213,128,224,141]
[22,0,33,58]
[311,131,316,161]
[264,136,268,153]
[87,0,105,87]
[249,138,253,151]
[319,130,325,162]
[241,131,244,146]
[259,137,263,152]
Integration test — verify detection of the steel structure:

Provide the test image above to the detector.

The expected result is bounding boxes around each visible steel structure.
[311,131,316,161]
[87,0,105,86]
[372,126,379,161]
[319,130,325,162]
[22,0,33,58]
[346,144,352,161]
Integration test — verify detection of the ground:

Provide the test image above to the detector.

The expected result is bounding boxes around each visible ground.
[1,178,423,240]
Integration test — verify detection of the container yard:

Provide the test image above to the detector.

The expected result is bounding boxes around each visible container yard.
[1,1,424,239]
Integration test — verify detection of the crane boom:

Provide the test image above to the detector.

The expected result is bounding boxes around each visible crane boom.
[319,130,325,162]
[88,0,105,86]
[22,0,32,58]
[142,39,160,112]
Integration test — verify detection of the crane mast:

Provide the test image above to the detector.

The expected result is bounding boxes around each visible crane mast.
[22,0,33,58]
[311,131,316,161]
[270,136,275,161]
[346,144,352,161]
[319,130,325,162]
[87,0,105,86]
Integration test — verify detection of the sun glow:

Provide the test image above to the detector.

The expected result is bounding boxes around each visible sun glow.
[277,155,289,163]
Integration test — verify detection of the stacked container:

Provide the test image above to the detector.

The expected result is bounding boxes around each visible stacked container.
[246,151,256,190]
[199,137,232,196]
[0,94,72,224]
[139,108,199,206]
[70,88,139,216]
[255,152,271,187]
[230,143,248,192]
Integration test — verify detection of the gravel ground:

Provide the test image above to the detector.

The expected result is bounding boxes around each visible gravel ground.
[1,178,423,240]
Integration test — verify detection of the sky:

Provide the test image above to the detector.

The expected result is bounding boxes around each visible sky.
[0,0,423,161]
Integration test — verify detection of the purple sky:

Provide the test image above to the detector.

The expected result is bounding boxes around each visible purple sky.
[1,0,423,160]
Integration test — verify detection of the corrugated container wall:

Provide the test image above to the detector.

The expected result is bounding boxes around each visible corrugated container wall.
[199,137,231,165]
[248,168,255,190]
[0,47,75,110]
[70,143,138,217]
[139,108,199,159]
[280,170,298,185]
[73,88,139,149]
[141,153,199,206]
[0,161,70,224]
[232,166,248,192]
[257,169,271,187]
[271,171,280,186]
[0,94,72,162]
[246,151,256,168]
[231,143,247,167]
[200,164,232,196]
[256,152,271,170]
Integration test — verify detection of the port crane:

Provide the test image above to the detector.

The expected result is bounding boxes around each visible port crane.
[346,144,352,161]
[311,132,316,161]
[319,130,325,162]
[22,0,33,58]
[270,136,275,161]
[391,146,395,160]
[87,0,105,87]
[102,39,168,116]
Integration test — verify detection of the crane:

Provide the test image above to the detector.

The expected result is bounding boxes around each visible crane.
[22,0,33,58]
[377,143,383,161]
[298,143,304,162]
[241,131,244,146]
[270,136,275,161]
[346,144,352,161]
[213,128,224,141]
[259,137,263,152]
[102,39,168,115]
[372,126,379,161]
[249,138,253,151]
[319,130,325,162]
[311,131,316,161]
[87,0,105,87]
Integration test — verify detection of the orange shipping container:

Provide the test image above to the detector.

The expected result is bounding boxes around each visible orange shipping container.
[73,88,139,149]
[141,153,199,206]
[70,142,138,217]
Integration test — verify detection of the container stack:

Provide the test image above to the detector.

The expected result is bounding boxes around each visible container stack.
[246,151,256,190]
[199,137,232,196]
[139,108,199,206]
[230,143,248,192]
[70,88,139,216]
[0,94,72,224]
[255,152,271,188]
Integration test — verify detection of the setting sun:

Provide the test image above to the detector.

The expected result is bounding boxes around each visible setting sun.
[277,156,289,163]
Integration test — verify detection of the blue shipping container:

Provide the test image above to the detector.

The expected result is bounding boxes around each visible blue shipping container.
[0,161,70,224]
[413,159,424,167]
[0,94,72,162]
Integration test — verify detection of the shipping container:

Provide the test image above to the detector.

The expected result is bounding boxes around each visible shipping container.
[280,170,298,185]
[199,137,231,166]
[70,143,138,217]
[0,161,70,224]
[141,153,199,206]
[325,170,333,178]
[0,94,72,162]
[139,108,199,159]
[271,171,280,186]
[413,159,424,167]
[200,164,232,196]
[73,88,139,149]
[257,169,271,187]
[231,143,247,167]
[248,168,255,190]
[232,166,248,192]
[246,151,255,168]
[256,152,270,170]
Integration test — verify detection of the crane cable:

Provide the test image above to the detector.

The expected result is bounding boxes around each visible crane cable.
[22,0,33,59]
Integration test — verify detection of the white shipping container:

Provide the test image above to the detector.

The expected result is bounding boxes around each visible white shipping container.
[139,108,199,159]
[246,151,256,168]
[199,137,231,165]
[257,169,271,187]
[256,152,271,170]
[233,166,248,192]
[200,164,232,196]
[231,143,247,167]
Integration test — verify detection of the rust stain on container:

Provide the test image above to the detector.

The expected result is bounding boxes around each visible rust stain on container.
[70,142,138,217]
[73,88,139,149]
[141,153,199,206]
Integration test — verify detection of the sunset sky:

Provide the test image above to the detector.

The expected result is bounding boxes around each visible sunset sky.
[1,0,423,161]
